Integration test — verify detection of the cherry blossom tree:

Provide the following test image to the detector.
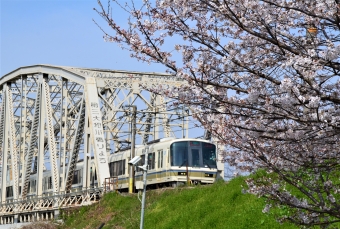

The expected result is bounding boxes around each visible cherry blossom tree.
[95,0,340,226]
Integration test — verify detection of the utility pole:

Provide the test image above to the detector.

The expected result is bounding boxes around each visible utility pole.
[182,106,185,138]
[127,105,137,194]
[140,146,148,229]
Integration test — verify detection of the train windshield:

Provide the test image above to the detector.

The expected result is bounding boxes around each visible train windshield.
[170,141,217,168]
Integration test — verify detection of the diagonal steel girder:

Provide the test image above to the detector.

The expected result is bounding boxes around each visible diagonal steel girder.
[0,65,190,205]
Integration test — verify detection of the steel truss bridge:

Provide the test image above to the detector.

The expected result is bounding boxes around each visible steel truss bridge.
[0,65,195,224]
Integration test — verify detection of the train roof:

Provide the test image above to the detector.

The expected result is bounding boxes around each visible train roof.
[111,138,214,155]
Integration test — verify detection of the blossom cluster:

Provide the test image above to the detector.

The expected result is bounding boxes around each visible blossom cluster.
[96,0,340,226]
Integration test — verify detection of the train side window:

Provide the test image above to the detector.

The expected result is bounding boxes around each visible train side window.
[42,178,44,190]
[30,180,36,193]
[114,161,118,176]
[110,160,126,176]
[109,162,114,177]
[148,152,155,170]
[6,186,13,198]
[118,160,124,176]
[120,160,125,175]
[90,167,97,181]
[157,150,163,168]
[48,177,52,189]
[73,170,82,184]
[73,171,78,184]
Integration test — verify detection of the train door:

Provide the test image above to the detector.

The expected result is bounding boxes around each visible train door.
[156,150,160,180]
[191,149,200,166]
[189,141,202,179]
[156,149,164,180]
[165,149,170,178]
[147,152,155,184]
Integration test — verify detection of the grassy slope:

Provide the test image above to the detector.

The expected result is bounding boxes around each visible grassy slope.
[60,177,297,229]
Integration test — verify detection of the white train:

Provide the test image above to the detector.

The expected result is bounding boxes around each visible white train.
[108,138,218,190]
[2,138,218,198]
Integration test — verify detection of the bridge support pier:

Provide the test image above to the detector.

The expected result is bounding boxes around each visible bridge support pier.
[54,209,60,219]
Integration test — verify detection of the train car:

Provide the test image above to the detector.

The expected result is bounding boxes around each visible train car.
[3,161,86,199]
[108,138,218,190]
[2,138,217,198]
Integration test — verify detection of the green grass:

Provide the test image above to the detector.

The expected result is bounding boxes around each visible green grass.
[144,178,296,229]
[60,177,298,229]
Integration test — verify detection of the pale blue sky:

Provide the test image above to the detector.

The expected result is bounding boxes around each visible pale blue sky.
[0,0,204,137]
[0,0,166,76]
[0,0,231,177]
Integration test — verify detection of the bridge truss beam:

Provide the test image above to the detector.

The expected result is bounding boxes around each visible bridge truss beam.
[0,65,189,211]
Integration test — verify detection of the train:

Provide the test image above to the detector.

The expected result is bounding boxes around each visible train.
[2,138,218,198]
[109,138,218,190]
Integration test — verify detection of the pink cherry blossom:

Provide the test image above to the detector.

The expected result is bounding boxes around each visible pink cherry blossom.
[95,0,340,226]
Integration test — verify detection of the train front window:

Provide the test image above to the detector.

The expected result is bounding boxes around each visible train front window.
[202,143,217,168]
[170,142,188,166]
[171,141,217,168]
[191,149,200,167]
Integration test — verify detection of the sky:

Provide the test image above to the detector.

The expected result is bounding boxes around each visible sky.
[0,0,167,76]
[0,0,210,137]
[0,0,210,138]
[0,0,233,178]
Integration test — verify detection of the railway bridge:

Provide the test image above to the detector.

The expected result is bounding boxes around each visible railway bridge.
[0,65,211,224]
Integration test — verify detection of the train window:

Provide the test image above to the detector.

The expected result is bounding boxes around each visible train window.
[148,153,155,170]
[120,160,126,175]
[48,177,52,189]
[157,150,163,168]
[170,142,188,166]
[30,180,36,193]
[109,160,126,176]
[109,162,114,177]
[202,143,217,168]
[6,186,13,197]
[43,177,47,190]
[191,149,200,167]
[73,171,78,184]
[90,167,97,181]
[115,162,119,176]
[73,170,82,184]
[170,141,217,168]
[80,169,83,183]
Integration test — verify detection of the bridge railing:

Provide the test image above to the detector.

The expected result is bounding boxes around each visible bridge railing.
[0,187,104,216]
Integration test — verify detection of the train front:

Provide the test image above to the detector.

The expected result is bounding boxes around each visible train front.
[169,140,217,186]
